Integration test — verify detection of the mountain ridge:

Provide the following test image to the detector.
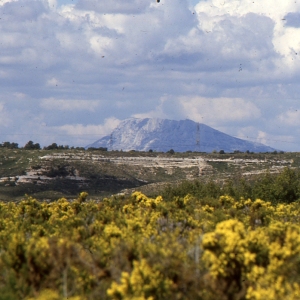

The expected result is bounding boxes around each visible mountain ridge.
[86,118,277,153]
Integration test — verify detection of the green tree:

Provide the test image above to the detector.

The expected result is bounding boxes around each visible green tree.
[24,141,41,150]
[44,143,58,150]
[1,142,18,149]
[273,167,300,203]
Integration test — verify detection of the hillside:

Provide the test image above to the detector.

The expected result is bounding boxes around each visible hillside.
[0,148,297,201]
[87,118,276,153]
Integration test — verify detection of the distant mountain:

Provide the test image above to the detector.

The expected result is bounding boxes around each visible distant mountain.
[86,118,277,153]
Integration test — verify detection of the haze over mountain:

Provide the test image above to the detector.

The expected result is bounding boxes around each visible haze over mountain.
[86,118,276,153]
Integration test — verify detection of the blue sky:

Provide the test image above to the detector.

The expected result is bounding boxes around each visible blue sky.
[0,0,300,151]
[57,0,76,5]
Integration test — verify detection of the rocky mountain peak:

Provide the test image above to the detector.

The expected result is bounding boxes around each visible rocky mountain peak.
[86,118,276,153]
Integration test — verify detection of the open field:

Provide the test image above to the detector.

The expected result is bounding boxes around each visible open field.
[0,148,298,201]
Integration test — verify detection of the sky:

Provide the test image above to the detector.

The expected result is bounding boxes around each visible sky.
[1,0,300,151]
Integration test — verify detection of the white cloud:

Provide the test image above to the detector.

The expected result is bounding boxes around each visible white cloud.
[0,0,19,6]
[13,92,26,99]
[0,102,11,127]
[76,0,150,14]
[57,117,121,137]
[178,96,261,126]
[236,126,295,151]
[194,0,300,74]
[46,78,60,87]
[47,0,57,9]
[278,110,300,126]
[132,97,170,119]
[40,98,100,111]
[0,0,300,150]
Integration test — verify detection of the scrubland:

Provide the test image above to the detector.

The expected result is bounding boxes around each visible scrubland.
[1,169,300,299]
[1,149,300,299]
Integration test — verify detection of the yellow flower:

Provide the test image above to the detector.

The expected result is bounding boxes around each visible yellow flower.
[107,259,172,300]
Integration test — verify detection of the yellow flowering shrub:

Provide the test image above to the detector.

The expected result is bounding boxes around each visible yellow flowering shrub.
[202,219,256,297]
[26,289,84,300]
[0,191,300,299]
[107,259,173,300]
[219,195,235,206]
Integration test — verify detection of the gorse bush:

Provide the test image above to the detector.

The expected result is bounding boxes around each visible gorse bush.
[1,187,300,299]
[161,167,300,205]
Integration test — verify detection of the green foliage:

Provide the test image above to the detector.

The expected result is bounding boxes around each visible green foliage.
[161,180,222,201]
[43,143,70,150]
[0,142,18,149]
[87,147,107,151]
[24,141,41,150]
[161,168,300,205]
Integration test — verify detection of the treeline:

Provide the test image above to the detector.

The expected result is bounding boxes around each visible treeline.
[0,141,284,155]
[0,141,70,150]
[0,141,107,151]
[160,167,300,205]
[0,141,170,153]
